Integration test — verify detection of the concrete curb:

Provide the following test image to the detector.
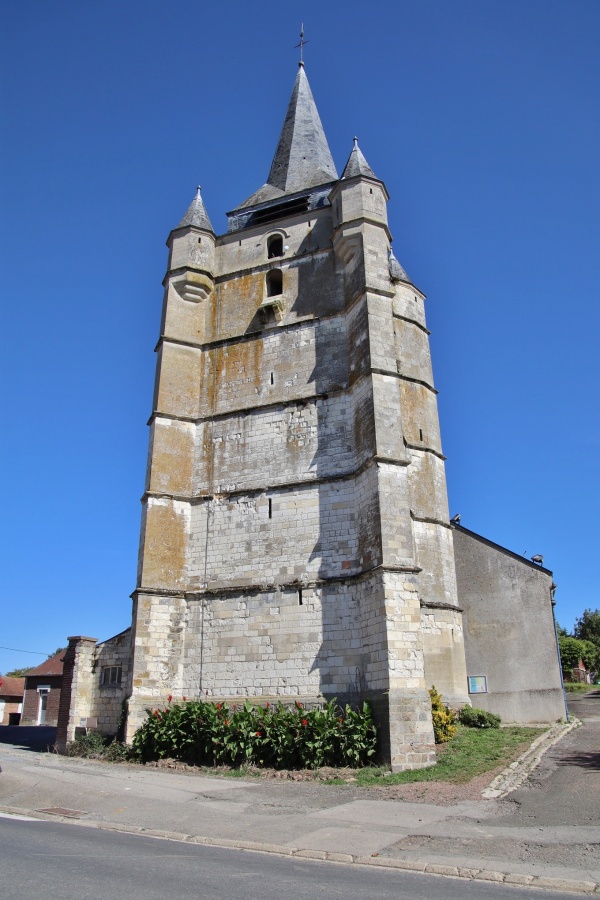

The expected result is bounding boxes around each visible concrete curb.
[1,804,598,894]
[481,719,581,799]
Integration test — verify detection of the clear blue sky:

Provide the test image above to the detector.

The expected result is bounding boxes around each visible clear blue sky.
[1,1,599,674]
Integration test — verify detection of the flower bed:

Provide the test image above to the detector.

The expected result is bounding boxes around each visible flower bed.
[132,698,377,769]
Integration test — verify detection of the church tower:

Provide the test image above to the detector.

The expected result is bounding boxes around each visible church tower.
[128,64,468,770]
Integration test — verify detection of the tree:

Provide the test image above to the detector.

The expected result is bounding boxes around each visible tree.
[558,635,597,673]
[48,647,67,658]
[574,609,600,646]
[4,667,33,677]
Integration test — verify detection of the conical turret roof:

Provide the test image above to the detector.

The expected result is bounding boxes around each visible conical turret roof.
[177,186,214,232]
[389,247,411,284]
[238,66,338,209]
[341,138,377,180]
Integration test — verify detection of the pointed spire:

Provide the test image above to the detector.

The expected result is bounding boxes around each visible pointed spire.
[389,247,411,284]
[267,66,337,194]
[237,67,337,209]
[177,186,214,232]
[341,137,377,180]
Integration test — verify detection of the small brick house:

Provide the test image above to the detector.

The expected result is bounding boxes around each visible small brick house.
[0,676,25,725]
[21,651,65,726]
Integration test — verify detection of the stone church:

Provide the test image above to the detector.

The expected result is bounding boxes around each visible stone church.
[57,65,566,769]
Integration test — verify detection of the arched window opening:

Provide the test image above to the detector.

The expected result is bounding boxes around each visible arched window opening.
[266,269,283,297]
[268,235,284,258]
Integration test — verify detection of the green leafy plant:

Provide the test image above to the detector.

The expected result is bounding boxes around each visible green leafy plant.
[458,706,501,729]
[428,686,457,743]
[132,697,378,769]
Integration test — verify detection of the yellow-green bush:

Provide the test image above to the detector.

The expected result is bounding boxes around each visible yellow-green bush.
[429,686,457,743]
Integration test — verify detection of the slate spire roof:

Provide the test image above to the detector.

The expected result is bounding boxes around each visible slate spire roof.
[341,137,377,180]
[238,65,338,209]
[389,247,411,284]
[177,186,214,232]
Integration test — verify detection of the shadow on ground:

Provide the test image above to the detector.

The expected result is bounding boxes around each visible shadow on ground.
[0,725,56,752]
[556,750,600,771]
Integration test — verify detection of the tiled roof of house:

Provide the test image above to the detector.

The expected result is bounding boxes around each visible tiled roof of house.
[0,675,25,698]
[24,651,65,677]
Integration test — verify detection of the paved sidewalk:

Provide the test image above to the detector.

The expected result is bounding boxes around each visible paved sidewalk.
[1,693,598,894]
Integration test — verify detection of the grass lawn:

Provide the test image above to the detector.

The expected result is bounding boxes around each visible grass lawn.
[337,725,546,787]
[563,682,595,693]
[141,725,547,785]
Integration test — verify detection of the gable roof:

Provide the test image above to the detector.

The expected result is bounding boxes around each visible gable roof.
[24,651,65,678]
[0,675,25,698]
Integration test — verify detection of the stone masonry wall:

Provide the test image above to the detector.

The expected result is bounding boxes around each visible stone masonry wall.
[90,629,132,736]
[128,160,466,767]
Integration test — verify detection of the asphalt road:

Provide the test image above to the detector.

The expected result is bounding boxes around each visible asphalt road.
[497,691,600,828]
[0,815,574,900]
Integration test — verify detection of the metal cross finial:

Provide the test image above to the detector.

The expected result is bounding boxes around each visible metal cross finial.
[295,24,309,66]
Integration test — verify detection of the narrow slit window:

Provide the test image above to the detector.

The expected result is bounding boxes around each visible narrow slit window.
[267,235,283,258]
[298,588,303,606]
[419,428,423,441]
[268,498,272,519]
[266,269,282,297]
[270,371,274,385]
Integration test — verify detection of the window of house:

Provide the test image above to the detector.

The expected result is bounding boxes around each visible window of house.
[267,235,284,258]
[101,666,122,686]
[266,269,283,297]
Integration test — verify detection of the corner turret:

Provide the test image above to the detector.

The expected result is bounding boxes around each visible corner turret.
[330,139,391,293]
[167,187,215,304]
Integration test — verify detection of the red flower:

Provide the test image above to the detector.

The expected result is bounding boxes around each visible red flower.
[296,702,303,709]
[255,731,261,737]
[338,717,343,723]
[302,719,308,726]
[224,719,229,726]
[216,703,222,710]
[167,695,172,703]
[154,709,160,717]
[183,696,187,701]
[265,702,270,709]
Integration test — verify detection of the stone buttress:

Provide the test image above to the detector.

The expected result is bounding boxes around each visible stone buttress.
[128,65,468,769]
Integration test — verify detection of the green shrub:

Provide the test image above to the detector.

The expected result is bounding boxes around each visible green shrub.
[65,731,131,760]
[429,686,457,743]
[132,698,378,769]
[458,706,501,729]
[65,731,108,758]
